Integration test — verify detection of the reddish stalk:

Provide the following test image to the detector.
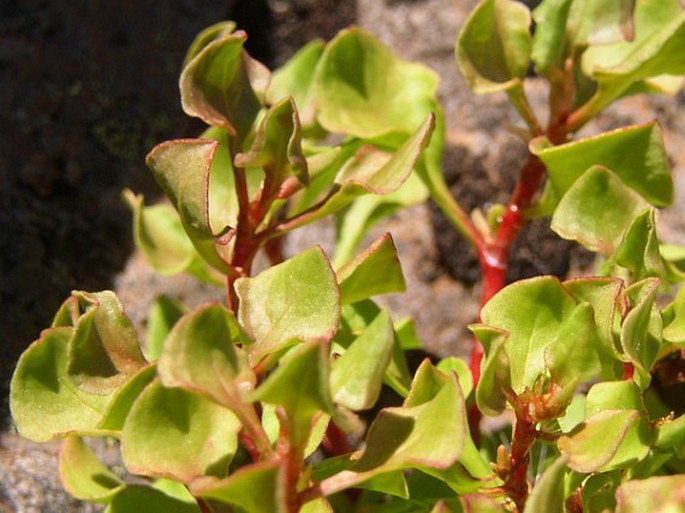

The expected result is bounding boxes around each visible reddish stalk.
[321,420,351,456]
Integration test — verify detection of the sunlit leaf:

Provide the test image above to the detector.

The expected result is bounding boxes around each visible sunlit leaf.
[663,285,685,345]
[332,172,428,267]
[614,475,685,512]
[191,461,284,513]
[122,379,240,483]
[620,278,662,377]
[59,436,124,503]
[10,328,116,441]
[336,233,406,305]
[104,485,200,513]
[145,138,232,274]
[180,32,265,139]
[531,0,574,74]
[522,456,568,513]
[456,0,532,93]
[471,326,511,416]
[236,247,340,363]
[67,291,147,394]
[158,303,254,408]
[274,114,434,237]
[479,276,578,392]
[98,364,157,432]
[145,295,185,361]
[183,21,237,67]
[250,340,332,447]
[558,409,652,472]
[268,39,325,133]
[551,166,649,255]
[318,362,467,494]
[531,122,672,212]
[331,309,395,411]
[314,28,439,138]
[235,96,308,197]
[123,191,220,284]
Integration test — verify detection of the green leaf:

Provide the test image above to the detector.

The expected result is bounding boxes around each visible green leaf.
[655,413,685,457]
[104,485,200,513]
[123,191,220,284]
[436,357,473,400]
[663,285,685,345]
[250,340,332,448]
[98,364,157,432]
[68,291,147,394]
[551,166,649,255]
[614,475,685,512]
[576,2,685,125]
[10,328,116,442]
[479,276,578,392]
[183,21,237,67]
[274,114,434,236]
[122,379,240,483]
[616,209,677,287]
[558,409,652,472]
[59,436,124,503]
[620,278,662,376]
[331,309,395,411]
[531,0,574,74]
[563,277,624,368]
[523,456,568,513]
[456,0,532,94]
[545,302,603,391]
[314,28,438,139]
[585,380,645,416]
[332,171,428,267]
[336,233,406,305]
[472,326,511,416]
[568,0,636,47]
[191,461,284,513]
[235,96,308,196]
[531,122,672,211]
[146,295,185,361]
[235,247,340,363]
[158,303,254,408]
[180,32,265,139]
[459,494,505,513]
[145,138,232,274]
[319,362,467,494]
[268,39,325,133]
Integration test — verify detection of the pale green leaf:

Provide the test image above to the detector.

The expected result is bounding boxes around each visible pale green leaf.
[456,0,532,94]
[531,0,574,74]
[122,379,240,483]
[145,138,232,274]
[620,278,662,375]
[522,456,568,513]
[191,461,285,513]
[235,247,340,363]
[558,409,652,472]
[249,340,332,448]
[10,328,116,442]
[158,303,254,408]
[551,166,649,255]
[336,233,406,305]
[471,326,511,416]
[183,21,237,67]
[314,28,439,138]
[331,309,395,411]
[145,295,185,361]
[59,436,124,503]
[68,290,147,394]
[235,96,308,194]
[180,32,264,139]
[104,485,200,513]
[268,39,326,132]
[663,285,685,345]
[614,475,685,512]
[98,364,157,432]
[479,276,578,392]
[531,122,672,211]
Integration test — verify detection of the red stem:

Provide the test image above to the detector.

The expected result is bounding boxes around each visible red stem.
[321,420,351,456]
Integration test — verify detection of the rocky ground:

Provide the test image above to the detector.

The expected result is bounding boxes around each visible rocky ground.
[2,0,684,511]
